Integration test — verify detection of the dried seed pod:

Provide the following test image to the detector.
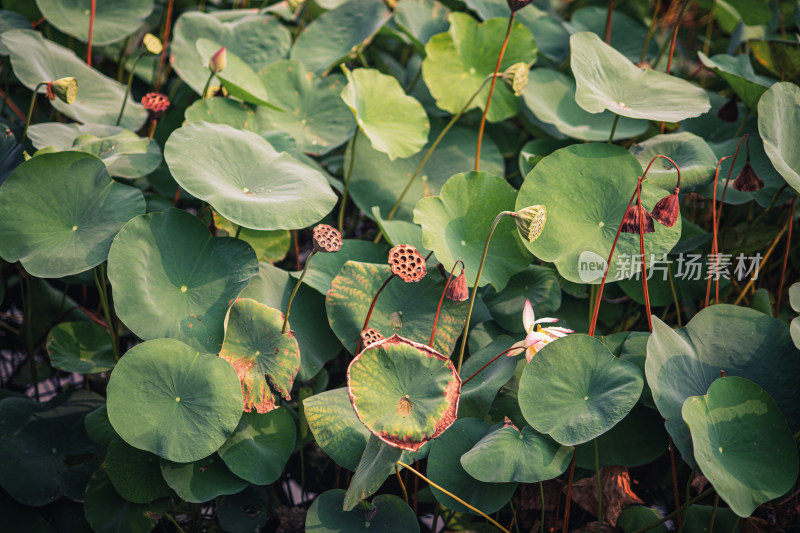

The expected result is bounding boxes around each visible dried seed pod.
[141,92,170,119]
[445,267,469,301]
[388,244,427,282]
[506,0,533,12]
[360,327,385,349]
[732,160,764,192]
[620,204,655,234]
[312,224,342,253]
[651,187,680,227]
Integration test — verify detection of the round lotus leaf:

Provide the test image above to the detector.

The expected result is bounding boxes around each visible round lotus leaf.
[415,171,531,291]
[219,298,300,414]
[195,38,272,107]
[304,388,371,471]
[0,30,147,128]
[683,377,798,517]
[290,0,390,75]
[341,67,429,161]
[217,408,295,485]
[171,10,291,95]
[27,123,161,179]
[791,283,800,349]
[750,39,800,84]
[515,143,682,284]
[255,60,355,155]
[458,336,519,419]
[347,335,460,451]
[630,132,717,192]
[522,68,648,141]
[213,211,290,264]
[106,338,244,462]
[482,265,561,333]
[35,0,152,45]
[105,436,173,504]
[461,424,572,483]
[758,81,800,195]
[426,418,517,513]
[107,208,258,353]
[217,485,270,533]
[306,489,419,533]
[165,122,336,230]
[343,435,403,511]
[326,262,468,356]
[618,506,668,533]
[0,390,104,506]
[395,0,450,49]
[518,334,643,446]
[84,404,115,447]
[46,321,115,374]
[422,12,537,123]
[571,32,710,122]
[646,305,800,465]
[698,52,774,110]
[518,139,574,177]
[568,6,659,63]
[0,151,146,278]
[160,454,248,504]
[84,466,165,533]
[349,122,504,222]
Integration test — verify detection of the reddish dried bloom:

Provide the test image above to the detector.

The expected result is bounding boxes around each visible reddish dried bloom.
[388,244,427,282]
[312,224,342,253]
[141,92,170,119]
[506,0,532,12]
[717,98,739,123]
[651,187,680,228]
[732,160,764,192]
[359,328,385,349]
[445,267,469,301]
[620,204,655,234]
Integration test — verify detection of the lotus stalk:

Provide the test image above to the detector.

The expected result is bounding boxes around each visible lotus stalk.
[704,155,733,308]
[22,79,78,144]
[116,34,163,126]
[429,260,465,347]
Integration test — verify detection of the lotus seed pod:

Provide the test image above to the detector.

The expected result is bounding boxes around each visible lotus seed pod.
[620,203,655,234]
[312,224,342,253]
[141,92,170,119]
[514,205,547,242]
[388,244,427,282]
[209,46,227,73]
[502,62,529,96]
[142,33,163,55]
[360,328,385,349]
[50,77,78,105]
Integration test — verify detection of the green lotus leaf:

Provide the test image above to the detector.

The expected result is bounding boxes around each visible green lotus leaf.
[304,388,371,471]
[349,123,504,222]
[522,68,648,141]
[341,67,429,161]
[630,132,717,192]
[458,336,518,419]
[372,207,429,254]
[790,283,800,349]
[195,38,273,107]
[347,335,460,451]
[107,208,258,353]
[0,390,104,506]
[213,211,290,264]
[567,6,659,63]
[106,338,243,462]
[750,39,800,84]
[217,486,270,533]
[682,505,740,533]
[519,334,643,446]
[646,305,800,464]
[698,52,774,109]
[0,30,147,128]
[518,139,574,177]
[290,239,390,295]
[254,60,355,155]
[483,265,561,333]
[395,0,450,50]
[83,465,165,533]
[171,10,291,96]
[45,321,115,374]
[464,0,545,35]
[571,31,710,122]
[683,377,798,517]
[326,262,468,355]
[160,454,248,504]
[35,0,153,45]
[427,417,517,513]
[84,404,115,447]
[27,123,161,179]
[343,435,403,511]
[165,122,337,230]
[183,98,265,133]
[618,506,668,533]
[461,424,572,483]
[105,436,174,504]
[422,13,537,123]
[0,152,146,278]
[307,489,419,532]
[0,10,28,54]
[219,298,300,414]
[415,171,531,291]
[241,262,341,380]
[290,0,390,75]
[758,81,800,194]
[515,143,682,284]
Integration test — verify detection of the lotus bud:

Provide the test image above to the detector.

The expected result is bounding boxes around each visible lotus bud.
[651,187,680,228]
[312,224,343,253]
[502,62,529,96]
[360,328,385,349]
[514,205,547,242]
[388,244,427,282]
[140,92,170,119]
[620,204,655,234]
[732,158,764,192]
[506,0,533,12]
[142,33,163,55]
[209,46,227,73]
[49,77,78,105]
[445,267,469,301]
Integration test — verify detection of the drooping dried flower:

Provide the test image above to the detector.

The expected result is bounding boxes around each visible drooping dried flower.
[514,205,547,242]
[312,224,342,253]
[388,244,427,282]
[141,92,170,119]
[651,187,680,228]
[620,204,655,234]
[445,267,469,301]
[731,159,764,192]
[506,0,533,12]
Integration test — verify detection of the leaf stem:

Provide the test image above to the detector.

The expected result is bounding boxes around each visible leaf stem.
[456,211,514,373]
[355,273,395,354]
[708,493,720,532]
[116,52,145,126]
[562,448,577,533]
[775,197,796,315]
[396,463,408,503]
[604,0,614,43]
[733,221,789,305]
[461,346,518,385]
[396,461,510,533]
[704,156,733,307]
[636,181,653,332]
[87,0,96,66]
[639,0,662,65]
[595,440,602,531]
[607,113,620,143]
[475,13,515,172]
[539,481,546,533]
[667,262,682,327]
[20,272,39,401]
[430,260,463,347]
[22,82,47,144]
[201,71,216,99]
[155,0,175,91]
[282,250,316,333]
[93,265,120,361]
[339,129,359,234]
[669,435,682,530]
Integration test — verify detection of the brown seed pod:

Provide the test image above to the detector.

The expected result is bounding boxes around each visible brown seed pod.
[445,268,469,301]
[651,187,680,228]
[388,244,427,282]
[141,92,170,119]
[620,204,655,234]
[732,160,764,192]
[312,224,343,253]
[359,327,385,349]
